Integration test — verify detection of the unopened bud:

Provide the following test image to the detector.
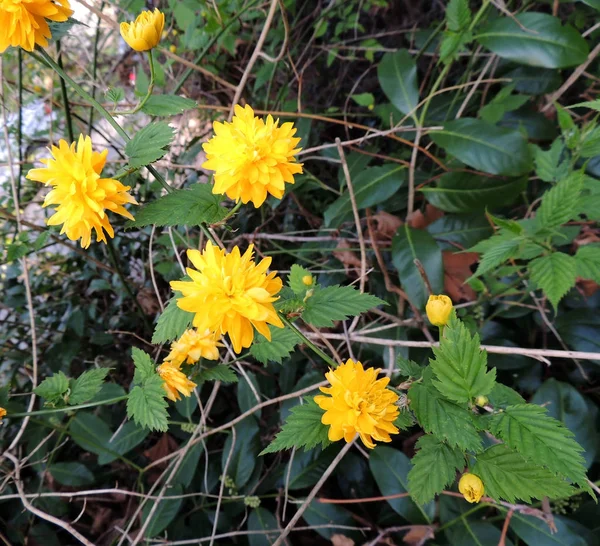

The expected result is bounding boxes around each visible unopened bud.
[425,294,453,327]
[475,395,489,407]
[458,473,484,503]
[302,275,313,286]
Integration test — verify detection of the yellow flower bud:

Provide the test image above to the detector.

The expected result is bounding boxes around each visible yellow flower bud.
[120,8,165,52]
[33,85,42,94]
[368,104,374,111]
[0,407,5,422]
[169,44,177,54]
[425,294,453,327]
[172,29,179,36]
[458,473,484,503]
[475,395,489,407]
[302,275,313,286]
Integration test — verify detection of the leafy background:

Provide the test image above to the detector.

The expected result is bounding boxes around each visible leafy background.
[2,0,600,544]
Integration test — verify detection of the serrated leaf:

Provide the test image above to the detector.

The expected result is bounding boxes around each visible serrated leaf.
[470,234,520,278]
[446,0,471,32]
[260,397,330,454]
[105,87,125,104]
[125,121,175,168]
[288,264,313,296]
[483,404,588,488]
[250,327,298,365]
[68,368,110,405]
[408,374,482,452]
[534,140,567,183]
[34,372,69,405]
[126,375,168,432]
[127,184,228,228]
[6,243,29,262]
[430,315,496,404]
[396,357,423,379]
[528,252,577,310]
[408,435,464,504]
[141,94,197,116]
[473,444,575,503]
[302,285,384,327]
[440,30,473,64]
[487,383,525,408]
[195,365,238,384]
[536,172,583,228]
[395,409,415,430]
[575,244,600,283]
[131,348,156,385]
[152,297,194,344]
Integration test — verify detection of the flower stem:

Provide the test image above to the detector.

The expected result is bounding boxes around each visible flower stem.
[220,199,243,223]
[6,395,128,418]
[31,48,172,194]
[115,49,156,115]
[280,315,339,368]
[56,40,74,142]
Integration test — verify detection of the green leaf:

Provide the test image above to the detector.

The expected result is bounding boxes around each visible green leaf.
[260,397,330,454]
[237,371,261,414]
[323,164,405,227]
[351,92,375,107]
[430,118,533,176]
[141,94,197,116]
[125,121,175,168]
[487,383,525,408]
[440,30,473,64]
[288,264,313,296]
[131,348,156,385]
[479,85,529,124]
[483,404,588,489]
[430,315,496,404]
[391,224,443,309]
[250,327,298,365]
[105,87,125,104]
[575,244,600,283]
[476,13,589,69]
[421,172,527,213]
[536,172,584,228]
[534,140,568,183]
[128,184,228,228]
[446,0,471,31]
[302,285,384,327]
[141,485,182,537]
[98,421,149,465]
[369,446,433,523]
[472,444,574,503]
[470,234,521,278]
[195,365,238,384]
[528,252,577,310]
[396,357,423,379]
[152,297,194,344]
[287,448,336,490]
[303,501,359,541]
[127,375,169,432]
[408,435,464,504]
[69,413,114,457]
[408,374,482,451]
[34,372,69,405]
[6,242,29,262]
[377,49,419,116]
[511,513,588,546]
[223,416,260,488]
[247,508,278,546]
[49,462,95,486]
[427,214,493,250]
[68,368,110,406]
[506,66,561,96]
[570,99,600,112]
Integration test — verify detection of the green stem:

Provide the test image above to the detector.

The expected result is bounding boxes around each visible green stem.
[56,40,74,142]
[31,48,172,194]
[116,49,156,115]
[219,200,243,224]
[280,315,339,368]
[6,395,128,418]
[88,1,105,135]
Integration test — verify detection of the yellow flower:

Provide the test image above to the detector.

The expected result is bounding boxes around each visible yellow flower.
[120,8,164,52]
[164,329,222,367]
[157,362,197,402]
[425,294,453,327]
[202,104,303,208]
[0,407,6,421]
[170,242,283,353]
[0,0,72,53]
[314,359,400,449]
[458,473,484,503]
[26,135,137,249]
[302,275,313,286]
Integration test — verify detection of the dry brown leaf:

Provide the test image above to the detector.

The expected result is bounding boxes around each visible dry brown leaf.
[331,534,355,546]
[443,251,478,302]
[143,434,178,466]
[407,204,444,230]
[333,239,362,275]
[371,211,402,240]
[402,525,435,546]
[578,278,600,296]
[137,286,161,315]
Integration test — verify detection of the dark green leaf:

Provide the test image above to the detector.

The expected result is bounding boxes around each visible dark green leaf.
[49,462,95,486]
[152,297,194,344]
[223,416,260,488]
[141,94,197,116]
[98,421,149,465]
[247,508,278,546]
[141,485,183,537]
[377,49,419,116]
[68,368,110,405]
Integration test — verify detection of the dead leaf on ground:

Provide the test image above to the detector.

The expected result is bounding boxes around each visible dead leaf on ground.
[331,534,355,546]
[578,278,600,296]
[333,239,362,275]
[143,434,178,466]
[137,286,161,315]
[370,211,402,240]
[402,525,435,546]
[407,204,444,230]
[443,251,478,302]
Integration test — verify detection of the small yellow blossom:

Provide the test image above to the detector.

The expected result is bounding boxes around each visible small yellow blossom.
[475,395,489,407]
[315,359,400,449]
[0,0,73,52]
[458,473,484,503]
[0,407,6,422]
[26,135,137,249]
[170,242,283,353]
[169,44,177,53]
[120,8,164,52]
[157,362,197,402]
[425,294,453,327]
[164,329,222,368]
[302,275,313,286]
[202,104,303,208]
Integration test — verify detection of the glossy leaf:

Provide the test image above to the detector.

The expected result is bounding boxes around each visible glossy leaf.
[377,49,419,116]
